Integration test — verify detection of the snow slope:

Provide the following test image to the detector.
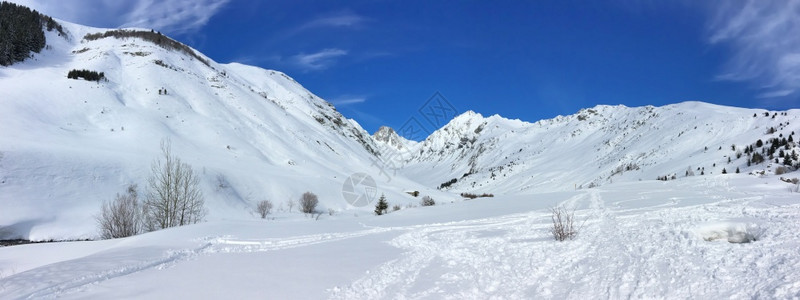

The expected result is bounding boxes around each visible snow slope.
[0,21,430,240]
[393,103,800,194]
[1,175,799,299]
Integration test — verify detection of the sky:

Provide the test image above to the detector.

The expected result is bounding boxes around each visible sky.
[10,0,800,138]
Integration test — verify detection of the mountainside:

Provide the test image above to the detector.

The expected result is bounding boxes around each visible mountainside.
[0,19,426,240]
[0,15,798,241]
[3,6,800,299]
[373,126,415,151]
[392,102,800,194]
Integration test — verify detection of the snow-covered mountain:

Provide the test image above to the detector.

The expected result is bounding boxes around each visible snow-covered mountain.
[2,7,800,298]
[373,126,416,151]
[0,19,428,240]
[1,14,798,241]
[395,102,799,193]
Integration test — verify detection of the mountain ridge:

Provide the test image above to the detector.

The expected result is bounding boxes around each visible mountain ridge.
[0,12,798,240]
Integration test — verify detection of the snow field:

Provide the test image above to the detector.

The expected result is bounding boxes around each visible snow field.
[2,175,798,299]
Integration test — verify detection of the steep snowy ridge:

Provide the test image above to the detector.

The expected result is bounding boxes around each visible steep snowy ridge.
[397,102,800,194]
[0,20,420,240]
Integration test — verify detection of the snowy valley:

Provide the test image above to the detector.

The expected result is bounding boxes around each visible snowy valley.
[1,8,799,299]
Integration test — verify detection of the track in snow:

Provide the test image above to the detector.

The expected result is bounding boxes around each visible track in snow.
[330,189,800,299]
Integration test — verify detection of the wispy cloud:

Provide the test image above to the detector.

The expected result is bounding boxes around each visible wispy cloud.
[758,89,794,99]
[707,0,800,100]
[292,48,348,71]
[301,11,366,30]
[274,10,367,41]
[330,96,367,106]
[122,0,231,35]
[8,0,230,36]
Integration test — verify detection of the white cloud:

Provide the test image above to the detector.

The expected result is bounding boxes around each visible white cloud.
[330,96,367,106]
[278,11,367,39]
[758,89,794,99]
[7,0,230,36]
[292,48,348,71]
[707,0,800,99]
[122,0,231,35]
[301,11,366,29]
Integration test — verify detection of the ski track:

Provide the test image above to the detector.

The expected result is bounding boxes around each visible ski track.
[1,228,398,299]
[2,187,799,299]
[3,243,214,299]
[330,189,800,300]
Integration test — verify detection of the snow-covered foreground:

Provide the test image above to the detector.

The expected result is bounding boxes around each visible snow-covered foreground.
[1,175,798,299]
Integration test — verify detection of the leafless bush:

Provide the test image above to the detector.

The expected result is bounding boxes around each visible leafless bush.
[216,174,229,190]
[286,200,295,212]
[97,184,142,239]
[300,191,319,214]
[143,139,206,231]
[550,206,577,241]
[256,200,273,219]
[420,195,435,206]
[392,204,401,211]
[460,192,494,199]
[775,166,789,175]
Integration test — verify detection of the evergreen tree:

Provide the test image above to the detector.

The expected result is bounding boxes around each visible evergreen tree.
[751,152,765,164]
[374,194,388,215]
[735,167,740,174]
[0,1,64,66]
[722,168,727,174]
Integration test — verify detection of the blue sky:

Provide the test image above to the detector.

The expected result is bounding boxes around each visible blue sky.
[14,0,800,138]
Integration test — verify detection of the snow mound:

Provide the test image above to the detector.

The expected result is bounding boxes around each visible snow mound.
[695,220,761,243]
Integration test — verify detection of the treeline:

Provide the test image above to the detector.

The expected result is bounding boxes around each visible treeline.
[67,69,105,82]
[0,1,65,66]
[84,29,209,66]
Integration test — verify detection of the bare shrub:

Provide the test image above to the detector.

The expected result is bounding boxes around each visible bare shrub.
[143,139,206,231]
[256,200,273,219]
[460,192,495,199]
[550,206,577,241]
[775,166,789,175]
[287,200,295,212]
[420,195,435,206]
[392,204,401,211]
[299,192,319,214]
[97,184,142,239]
